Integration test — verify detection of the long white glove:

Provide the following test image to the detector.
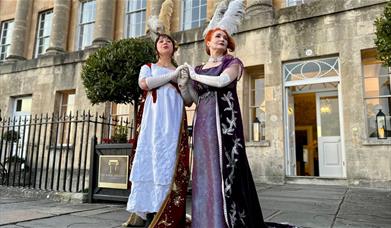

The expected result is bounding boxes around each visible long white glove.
[184,63,235,88]
[177,68,198,106]
[145,65,187,89]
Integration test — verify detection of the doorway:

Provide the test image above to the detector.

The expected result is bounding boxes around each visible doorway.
[285,89,344,177]
[283,56,345,178]
[12,96,32,159]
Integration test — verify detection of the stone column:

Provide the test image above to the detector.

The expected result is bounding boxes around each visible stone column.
[6,0,32,61]
[92,0,116,46]
[246,0,273,17]
[46,0,71,54]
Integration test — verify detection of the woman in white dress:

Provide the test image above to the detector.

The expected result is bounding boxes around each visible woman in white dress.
[125,34,190,228]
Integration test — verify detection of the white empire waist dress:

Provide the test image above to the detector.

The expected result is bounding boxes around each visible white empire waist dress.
[126,64,184,219]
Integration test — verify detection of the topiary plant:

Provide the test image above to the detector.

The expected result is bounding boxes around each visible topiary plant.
[374,1,391,67]
[81,37,157,105]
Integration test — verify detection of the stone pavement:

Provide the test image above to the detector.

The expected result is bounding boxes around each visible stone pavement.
[0,184,390,228]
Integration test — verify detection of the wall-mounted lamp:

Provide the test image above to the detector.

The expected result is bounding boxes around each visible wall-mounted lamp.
[376,109,387,139]
[253,117,260,142]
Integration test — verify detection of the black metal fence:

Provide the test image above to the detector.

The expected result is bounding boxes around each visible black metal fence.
[0,110,133,193]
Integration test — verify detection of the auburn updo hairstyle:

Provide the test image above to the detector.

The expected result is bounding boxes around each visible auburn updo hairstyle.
[204,28,235,55]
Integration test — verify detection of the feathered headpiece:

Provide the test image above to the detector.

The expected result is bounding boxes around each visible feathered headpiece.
[203,0,246,37]
[146,0,174,41]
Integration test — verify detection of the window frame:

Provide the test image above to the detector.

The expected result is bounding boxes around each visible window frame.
[124,0,146,38]
[55,90,76,145]
[0,19,14,62]
[243,65,266,142]
[248,73,266,142]
[77,0,96,50]
[34,9,53,58]
[111,103,130,122]
[59,90,76,116]
[361,49,391,139]
[181,0,207,31]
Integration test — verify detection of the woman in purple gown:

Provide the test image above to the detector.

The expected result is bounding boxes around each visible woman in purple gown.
[179,28,267,228]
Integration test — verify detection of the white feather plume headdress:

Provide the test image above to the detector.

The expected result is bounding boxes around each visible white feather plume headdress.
[146,0,174,41]
[203,0,246,37]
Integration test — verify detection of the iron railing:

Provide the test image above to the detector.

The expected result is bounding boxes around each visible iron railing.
[0,110,133,193]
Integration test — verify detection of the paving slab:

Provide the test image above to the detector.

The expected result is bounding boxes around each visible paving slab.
[336,188,391,227]
[1,184,390,228]
[82,208,129,222]
[71,205,125,217]
[0,197,118,226]
[259,184,347,200]
[0,210,55,226]
[333,217,390,228]
[16,214,122,228]
[265,211,334,228]
[259,195,340,214]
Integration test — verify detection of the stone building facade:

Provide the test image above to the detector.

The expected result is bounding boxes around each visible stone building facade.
[0,0,390,189]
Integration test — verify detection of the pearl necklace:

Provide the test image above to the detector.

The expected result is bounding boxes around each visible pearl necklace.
[208,56,224,63]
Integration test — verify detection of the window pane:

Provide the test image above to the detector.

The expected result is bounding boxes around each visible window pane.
[364,77,391,97]
[363,63,390,97]
[191,21,199,28]
[21,98,32,112]
[85,24,93,46]
[192,7,199,21]
[43,13,52,36]
[16,100,22,112]
[320,96,340,136]
[255,79,265,108]
[82,0,96,23]
[5,27,13,44]
[201,6,207,20]
[364,63,388,78]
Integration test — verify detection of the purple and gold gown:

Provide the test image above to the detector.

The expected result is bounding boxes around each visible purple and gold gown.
[191,55,267,228]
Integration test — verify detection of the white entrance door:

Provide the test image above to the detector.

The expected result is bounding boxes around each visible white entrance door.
[12,96,32,158]
[316,91,343,177]
[285,88,296,176]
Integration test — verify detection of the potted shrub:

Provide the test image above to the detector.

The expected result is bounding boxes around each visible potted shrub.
[81,37,156,106]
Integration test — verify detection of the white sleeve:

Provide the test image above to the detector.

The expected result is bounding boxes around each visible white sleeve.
[138,65,152,88]
[191,72,234,88]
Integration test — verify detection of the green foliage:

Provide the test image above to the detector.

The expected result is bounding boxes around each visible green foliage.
[111,125,128,143]
[374,1,391,67]
[82,38,157,105]
[2,130,20,142]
